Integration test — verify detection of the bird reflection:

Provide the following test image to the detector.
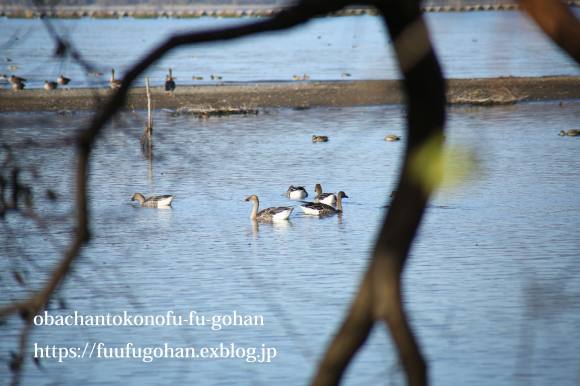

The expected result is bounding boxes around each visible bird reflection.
[250,218,292,238]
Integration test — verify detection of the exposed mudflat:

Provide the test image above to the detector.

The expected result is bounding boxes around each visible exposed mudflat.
[0,76,578,112]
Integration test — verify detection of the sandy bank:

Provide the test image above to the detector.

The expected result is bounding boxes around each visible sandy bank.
[0,77,578,112]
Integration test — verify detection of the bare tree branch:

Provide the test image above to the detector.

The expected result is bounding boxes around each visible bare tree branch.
[518,0,580,63]
[311,1,445,385]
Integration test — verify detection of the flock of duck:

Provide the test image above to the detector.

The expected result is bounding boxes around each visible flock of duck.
[3,68,342,92]
[1,67,177,92]
[1,74,70,90]
[130,183,349,223]
[246,184,349,222]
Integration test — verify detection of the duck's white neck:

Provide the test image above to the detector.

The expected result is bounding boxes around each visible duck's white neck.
[250,198,259,220]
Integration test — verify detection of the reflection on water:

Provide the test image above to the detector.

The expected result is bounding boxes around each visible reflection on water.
[0,101,579,385]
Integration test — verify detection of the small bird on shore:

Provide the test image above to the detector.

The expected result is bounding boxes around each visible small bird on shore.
[9,75,26,90]
[109,68,122,89]
[57,74,71,86]
[11,80,25,90]
[312,135,329,143]
[9,75,26,84]
[292,74,310,81]
[44,80,58,90]
[165,68,176,94]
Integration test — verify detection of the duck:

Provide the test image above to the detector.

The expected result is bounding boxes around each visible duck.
[314,183,337,206]
[110,68,122,89]
[192,75,204,80]
[384,134,401,142]
[131,193,174,208]
[300,191,348,216]
[9,75,26,85]
[285,185,308,200]
[245,195,293,222]
[210,74,222,80]
[57,74,71,85]
[559,129,579,137]
[165,68,176,93]
[11,80,25,90]
[312,135,328,143]
[44,80,58,90]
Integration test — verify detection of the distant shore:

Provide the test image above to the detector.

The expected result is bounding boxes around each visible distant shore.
[0,77,578,112]
[1,2,579,18]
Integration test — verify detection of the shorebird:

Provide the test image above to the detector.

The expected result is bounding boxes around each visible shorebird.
[57,74,71,86]
[165,68,176,94]
[44,80,58,90]
[110,68,122,89]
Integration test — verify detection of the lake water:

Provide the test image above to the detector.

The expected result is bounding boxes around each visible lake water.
[1,11,580,89]
[1,98,579,385]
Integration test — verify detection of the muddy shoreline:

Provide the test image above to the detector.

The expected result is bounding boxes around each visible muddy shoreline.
[0,77,578,112]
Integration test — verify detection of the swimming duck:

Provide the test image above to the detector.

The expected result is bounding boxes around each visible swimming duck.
[131,193,174,208]
[165,68,176,93]
[57,74,71,85]
[300,191,348,216]
[192,75,204,80]
[245,195,293,222]
[110,68,122,89]
[285,186,308,200]
[210,74,222,80]
[559,129,579,137]
[44,80,58,90]
[384,134,401,142]
[314,183,337,206]
[312,135,329,143]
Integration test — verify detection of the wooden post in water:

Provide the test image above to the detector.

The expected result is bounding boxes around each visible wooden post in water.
[141,77,154,183]
[141,77,154,158]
